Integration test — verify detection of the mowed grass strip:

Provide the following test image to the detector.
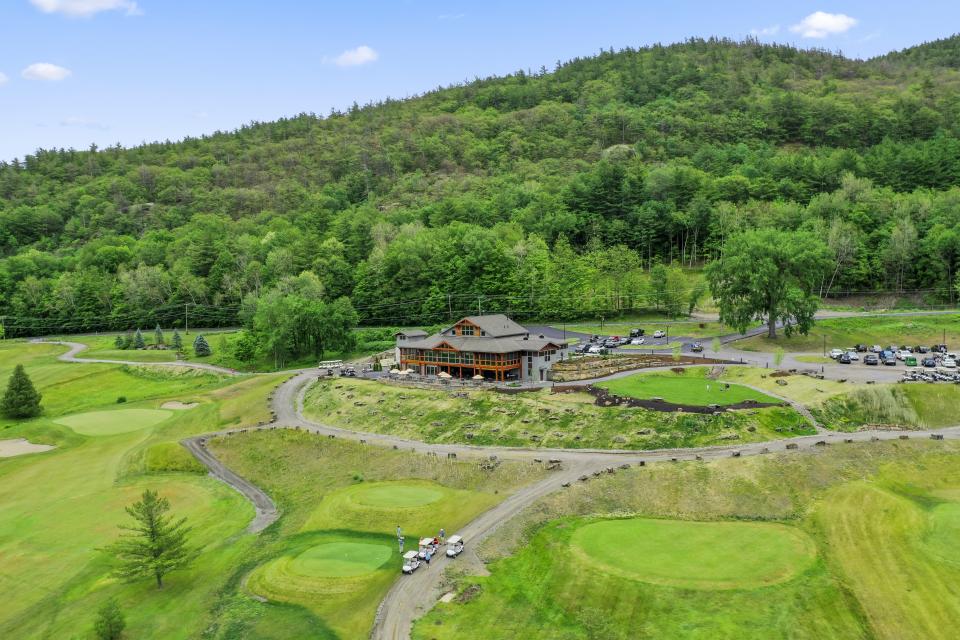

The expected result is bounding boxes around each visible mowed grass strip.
[817,482,960,640]
[289,542,393,578]
[597,367,780,406]
[570,518,816,590]
[54,408,172,436]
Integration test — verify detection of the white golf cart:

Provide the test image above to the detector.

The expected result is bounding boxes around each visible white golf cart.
[402,550,421,574]
[445,535,464,558]
[418,537,438,563]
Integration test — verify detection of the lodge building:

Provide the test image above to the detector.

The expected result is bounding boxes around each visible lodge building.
[394,314,568,382]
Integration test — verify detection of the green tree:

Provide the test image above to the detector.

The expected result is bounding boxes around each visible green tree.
[171,329,183,352]
[114,335,125,349]
[232,331,258,362]
[133,328,145,349]
[1,364,42,418]
[706,229,830,339]
[105,490,191,589]
[193,334,211,357]
[93,598,125,640]
[154,324,165,345]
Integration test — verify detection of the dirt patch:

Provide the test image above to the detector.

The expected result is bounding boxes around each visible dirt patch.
[160,401,199,410]
[585,386,785,414]
[455,583,483,604]
[770,371,793,378]
[0,438,55,458]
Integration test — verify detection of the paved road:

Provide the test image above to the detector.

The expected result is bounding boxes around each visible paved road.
[32,339,245,376]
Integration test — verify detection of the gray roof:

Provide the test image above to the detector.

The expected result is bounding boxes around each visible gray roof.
[400,334,563,354]
[444,314,528,338]
[395,329,428,339]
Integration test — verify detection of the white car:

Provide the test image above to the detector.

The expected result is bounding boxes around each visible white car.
[871,345,883,353]
[402,550,421,574]
[845,351,859,361]
[588,345,603,354]
[446,535,464,558]
[630,337,645,345]
[829,348,844,360]
[943,358,957,369]
[896,350,912,361]
[653,330,666,339]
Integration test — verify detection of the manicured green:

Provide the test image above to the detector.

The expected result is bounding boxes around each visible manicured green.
[303,376,813,450]
[597,367,780,406]
[54,408,172,436]
[570,518,816,590]
[288,542,393,578]
[351,483,444,508]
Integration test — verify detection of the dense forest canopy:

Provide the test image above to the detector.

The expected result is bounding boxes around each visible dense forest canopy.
[3,36,960,336]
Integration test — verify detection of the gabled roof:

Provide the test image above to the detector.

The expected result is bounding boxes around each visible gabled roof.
[399,334,563,354]
[449,314,527,338]
[395,329,428,339]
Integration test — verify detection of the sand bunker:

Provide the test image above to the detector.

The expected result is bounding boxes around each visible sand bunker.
[161,401,199,410]
[0,438,55,458]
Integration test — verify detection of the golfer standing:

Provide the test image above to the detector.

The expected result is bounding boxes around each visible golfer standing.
[439,527,446,543]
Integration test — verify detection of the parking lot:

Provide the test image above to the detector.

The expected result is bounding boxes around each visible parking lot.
[825,343,959,382]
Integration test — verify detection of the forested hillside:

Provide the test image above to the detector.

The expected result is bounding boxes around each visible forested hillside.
[3,36,960,337]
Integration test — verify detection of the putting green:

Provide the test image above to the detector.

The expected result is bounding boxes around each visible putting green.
[352,484,444,508]
[54,408,172,436]
[289,542,392,578]
[570,518,816,590]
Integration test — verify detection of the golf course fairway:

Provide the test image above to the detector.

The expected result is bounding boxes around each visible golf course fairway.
[570,518,817,589]
[597,368,779,406]
[54,408,172,435]
[290,542,393,578]
[352,483,444,508]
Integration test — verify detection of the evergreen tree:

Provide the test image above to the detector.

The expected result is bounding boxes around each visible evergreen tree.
[154,324,165,346]
[106,490,191,589]
[114,335,125,349]
[172,329,183,352]
[1,364,42,418]
[193,334,211,357]
[133,328,145,349]
[93,598,125,640]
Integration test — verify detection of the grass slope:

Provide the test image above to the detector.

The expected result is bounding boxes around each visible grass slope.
[302,377,813,450]
[738,314,960,352]
[811,383,960,431]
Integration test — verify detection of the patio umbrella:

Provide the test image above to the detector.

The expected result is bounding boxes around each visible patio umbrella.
[397,370,410,376]
[402,368,415,374]
[472,374,485,380]
[438,371,452,379]
[389,368,400,374]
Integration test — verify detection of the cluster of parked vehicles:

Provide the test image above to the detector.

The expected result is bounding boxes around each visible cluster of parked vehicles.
[576,328,669,355]
[401,534,464,574]
[828,344,955,368]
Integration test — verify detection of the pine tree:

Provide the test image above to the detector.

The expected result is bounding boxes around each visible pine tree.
[193,334,211,357]
[93,598,125,640]
[1,364,42,418]
[133,328,145,350]
[154,324,165,346]
[172,329,183,352]
[114,335,125,349]
[106,490,191,589]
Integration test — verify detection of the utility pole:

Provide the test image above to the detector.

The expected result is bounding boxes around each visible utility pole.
[447,293,453,320]
[477,296,482,315]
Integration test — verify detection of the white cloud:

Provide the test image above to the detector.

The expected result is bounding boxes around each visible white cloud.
[22,62,72,81]
[330,45,379,67]
[789,11,857,39]
[750,24,780,37]
[30,0,140,17]
[60,116,109,130]
[0,72,8,86]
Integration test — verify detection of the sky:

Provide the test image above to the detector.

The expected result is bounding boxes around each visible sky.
[0,0,958,161]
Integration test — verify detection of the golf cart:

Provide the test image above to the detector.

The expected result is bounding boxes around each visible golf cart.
[446,535,464,558]
[402,550,421,574]
[418,537,439,563]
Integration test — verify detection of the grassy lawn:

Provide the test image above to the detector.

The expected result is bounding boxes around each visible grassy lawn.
[620,340,685,350]
[302,377,814,450]
[206,430,544,639]
[416,441,960,640]
[597,367,780,405]
[717,367,850,405]
[568,319,753,339]
[737,314,960,353]
[795,355,833,364]
[0,341,281,639]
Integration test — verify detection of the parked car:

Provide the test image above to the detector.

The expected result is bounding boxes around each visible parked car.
[855,344,868,353]
[871,345,883,353]
[402,550,421,574]
[829,348,844,360]
[445,535,464,558]
[590,335,600,343]
[845,350,859,361]
[905,356,918,367]
[691,342,704,352]
[922,357,937,368]
[864,354,879,365]
[916,345,930,354]
[653,330,666,339]
[896,349,912,361]
[943,358,957,369]
[838,353,852,364]
[630,337,645,345]
[882,350,897,366]
[629,328,645,338]
[588,345,603,354]
[934,344,948,353]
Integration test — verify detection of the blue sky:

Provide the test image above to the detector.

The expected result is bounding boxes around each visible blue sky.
[0,0,957,161]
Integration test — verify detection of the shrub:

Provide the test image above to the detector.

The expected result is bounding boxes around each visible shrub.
[93,598,125,640]
[193,334,212,357]
[116,396,127,404]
